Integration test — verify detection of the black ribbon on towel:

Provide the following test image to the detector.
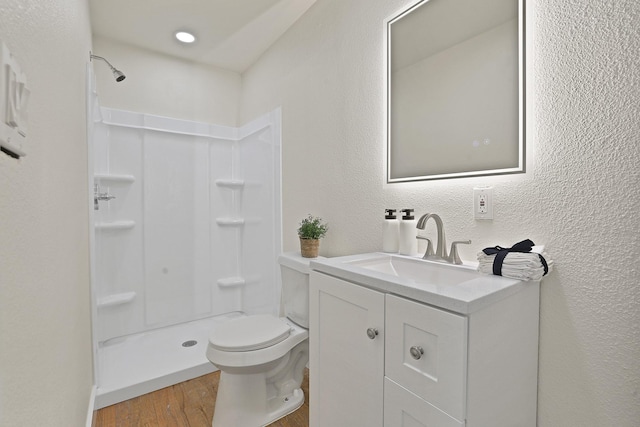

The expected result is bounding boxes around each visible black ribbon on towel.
[482,239,548,277]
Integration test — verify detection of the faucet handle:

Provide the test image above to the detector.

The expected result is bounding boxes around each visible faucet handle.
[448,240,471,265]
[416,236,434,259]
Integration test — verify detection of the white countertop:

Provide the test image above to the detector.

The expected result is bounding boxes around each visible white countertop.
[310,252,536,314]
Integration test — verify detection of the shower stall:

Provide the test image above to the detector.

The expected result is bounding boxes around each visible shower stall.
[87,71,282,408]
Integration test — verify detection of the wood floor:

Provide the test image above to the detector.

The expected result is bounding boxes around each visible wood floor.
[94,369,309,427]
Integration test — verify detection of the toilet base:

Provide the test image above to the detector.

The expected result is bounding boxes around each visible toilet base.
[211,339,308,427]
[212,372,305,427]
[266,387,305,426]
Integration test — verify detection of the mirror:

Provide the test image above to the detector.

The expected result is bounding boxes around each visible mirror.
[387,0,524,182]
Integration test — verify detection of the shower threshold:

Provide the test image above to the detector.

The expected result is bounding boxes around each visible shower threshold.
[95,312,245,409]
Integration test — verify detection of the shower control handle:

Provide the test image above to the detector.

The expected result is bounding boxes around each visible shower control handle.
[93,183,116,210]
[366,328,379,340]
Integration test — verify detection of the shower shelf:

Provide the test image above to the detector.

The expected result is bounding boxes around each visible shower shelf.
[217,277,246,288]
[215,179,244,189]
[215,218,245,226]
[97,292,137,308]
[95,220,136,230]
[94,173,135,183]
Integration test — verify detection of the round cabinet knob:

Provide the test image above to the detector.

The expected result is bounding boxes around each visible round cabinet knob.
[366,328,379,340]
[409,346,424,360]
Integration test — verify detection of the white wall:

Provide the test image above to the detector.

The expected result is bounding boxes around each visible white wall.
[240,0,640,425]
[92,37,241,126]
[0,0,94,426]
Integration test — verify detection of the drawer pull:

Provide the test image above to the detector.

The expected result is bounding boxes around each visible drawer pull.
[366,328,379,340]
[409,346,424,360]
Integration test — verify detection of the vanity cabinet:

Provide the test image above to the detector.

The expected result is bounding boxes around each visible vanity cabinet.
[309,271,385,427]
[309,270,539,427]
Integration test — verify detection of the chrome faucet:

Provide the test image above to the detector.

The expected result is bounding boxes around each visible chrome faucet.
[416,213,447,260]
[415,213,471,264]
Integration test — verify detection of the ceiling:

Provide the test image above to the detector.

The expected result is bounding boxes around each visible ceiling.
[89,0,317,73]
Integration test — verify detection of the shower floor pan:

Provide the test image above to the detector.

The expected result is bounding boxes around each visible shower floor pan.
[95,312,245,409]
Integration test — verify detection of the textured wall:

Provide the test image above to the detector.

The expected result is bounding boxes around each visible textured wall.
[92,37,242,126]
[241,0,640,425]
[0,0,94,426]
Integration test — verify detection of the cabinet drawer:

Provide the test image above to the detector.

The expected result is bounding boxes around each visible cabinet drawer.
[385,294,467,420]
[384,378,464,427]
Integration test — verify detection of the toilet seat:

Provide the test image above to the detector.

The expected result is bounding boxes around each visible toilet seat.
[209,315,291,352]
[207,317,308,370]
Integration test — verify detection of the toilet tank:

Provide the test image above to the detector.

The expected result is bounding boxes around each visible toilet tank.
[279,252,322,328]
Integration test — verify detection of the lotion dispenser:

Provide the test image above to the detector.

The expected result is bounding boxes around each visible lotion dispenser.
[399,208,418,256]
[383,209,399,253]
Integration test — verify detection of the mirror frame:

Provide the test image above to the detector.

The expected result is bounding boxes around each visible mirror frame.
[386,0,525,183]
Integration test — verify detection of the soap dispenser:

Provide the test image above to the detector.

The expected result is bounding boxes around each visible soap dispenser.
[383,209,399,253]
[399,209,418,256]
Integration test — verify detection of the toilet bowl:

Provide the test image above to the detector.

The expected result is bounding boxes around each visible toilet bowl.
[206,252,316,427]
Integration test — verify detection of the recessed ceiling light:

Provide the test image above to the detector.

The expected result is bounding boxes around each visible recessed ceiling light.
[175,31,196,44]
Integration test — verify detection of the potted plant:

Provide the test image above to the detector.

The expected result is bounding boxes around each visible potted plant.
[297,214,328,258]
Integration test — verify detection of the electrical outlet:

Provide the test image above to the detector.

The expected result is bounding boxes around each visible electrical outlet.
[474,187,493,220]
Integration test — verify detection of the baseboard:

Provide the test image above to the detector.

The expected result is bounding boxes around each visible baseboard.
[85,385,97,427]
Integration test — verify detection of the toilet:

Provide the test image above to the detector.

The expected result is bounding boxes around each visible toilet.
[206,252,316,427]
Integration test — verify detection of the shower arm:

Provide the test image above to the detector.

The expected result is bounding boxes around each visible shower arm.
[90,53,116,72]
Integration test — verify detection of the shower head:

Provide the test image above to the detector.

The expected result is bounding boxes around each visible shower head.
[112,69,126,82]
[90,53,126,82]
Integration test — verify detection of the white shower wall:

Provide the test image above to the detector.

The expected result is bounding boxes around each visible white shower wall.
[92,107,281,344]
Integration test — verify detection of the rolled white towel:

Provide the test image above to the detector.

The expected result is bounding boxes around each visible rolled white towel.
[477,245,553,281]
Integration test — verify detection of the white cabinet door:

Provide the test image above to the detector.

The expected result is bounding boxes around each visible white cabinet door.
[385,294,467,421]
[384,378,464,427]
[310,272,385,427]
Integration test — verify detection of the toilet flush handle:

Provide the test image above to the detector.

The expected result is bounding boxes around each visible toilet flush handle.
[366,328,379,340]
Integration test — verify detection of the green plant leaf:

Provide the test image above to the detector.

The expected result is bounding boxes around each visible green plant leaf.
[297,214,328,240]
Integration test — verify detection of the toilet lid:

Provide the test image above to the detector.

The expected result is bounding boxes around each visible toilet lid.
[208,315,291,352]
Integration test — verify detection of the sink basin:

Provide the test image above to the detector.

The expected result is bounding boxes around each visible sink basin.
[345,254,479,287]
[310,253,527,314]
